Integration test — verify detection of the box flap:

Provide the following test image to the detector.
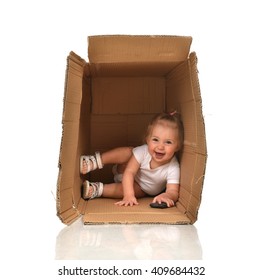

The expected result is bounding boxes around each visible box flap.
[57,52,87,225]
[88,35,192,63]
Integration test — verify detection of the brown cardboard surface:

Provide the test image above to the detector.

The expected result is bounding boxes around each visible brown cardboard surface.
[56,35,207,225]
[91,77,165,114]
[84,198,191,225]
[88,35,192,63]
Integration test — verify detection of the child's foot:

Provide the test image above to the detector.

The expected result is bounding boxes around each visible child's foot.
[80,152,103,174]
[81,180,103,200]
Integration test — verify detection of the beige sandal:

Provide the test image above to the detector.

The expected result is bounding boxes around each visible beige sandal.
[81,180,103,200]
[80,152,103,174]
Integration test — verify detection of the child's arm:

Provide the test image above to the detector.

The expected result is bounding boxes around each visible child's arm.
[115,155,140,206]
[152,184,180,207]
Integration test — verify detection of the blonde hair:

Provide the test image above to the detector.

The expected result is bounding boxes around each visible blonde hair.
[145,111,184,151]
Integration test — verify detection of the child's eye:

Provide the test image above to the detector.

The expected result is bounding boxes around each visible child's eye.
[152,138,159,142]
[166,140,173,145]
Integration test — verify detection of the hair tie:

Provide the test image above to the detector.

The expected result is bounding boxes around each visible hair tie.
[169,110,177,116]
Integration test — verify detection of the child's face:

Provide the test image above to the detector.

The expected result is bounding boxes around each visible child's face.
[146,122,180,167]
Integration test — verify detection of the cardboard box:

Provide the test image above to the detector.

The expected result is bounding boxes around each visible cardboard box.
[56,35,207,225]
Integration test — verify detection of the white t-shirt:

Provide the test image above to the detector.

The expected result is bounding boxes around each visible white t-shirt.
[133,144,180,196]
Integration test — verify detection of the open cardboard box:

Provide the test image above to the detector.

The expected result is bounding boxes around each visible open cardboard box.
[56,35,207,225]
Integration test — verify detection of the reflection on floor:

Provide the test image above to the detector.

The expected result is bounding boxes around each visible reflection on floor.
[55,219,202,260]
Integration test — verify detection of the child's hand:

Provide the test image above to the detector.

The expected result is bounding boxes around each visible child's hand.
[115,196,139,207]
[152,194,175,208]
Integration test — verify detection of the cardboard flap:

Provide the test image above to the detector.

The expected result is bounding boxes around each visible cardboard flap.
[88,35,192,63]
[57,51,87,225]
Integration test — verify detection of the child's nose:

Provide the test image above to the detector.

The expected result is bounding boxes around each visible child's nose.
[157,142,164,149]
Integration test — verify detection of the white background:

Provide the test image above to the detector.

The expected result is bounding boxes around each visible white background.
[1,0,262,279]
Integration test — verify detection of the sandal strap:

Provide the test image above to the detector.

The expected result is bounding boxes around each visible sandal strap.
[80,153,103,175]
[82,181,103,199]
[95,152,103,169]
[87,156,98,172]
[90,182,103,198]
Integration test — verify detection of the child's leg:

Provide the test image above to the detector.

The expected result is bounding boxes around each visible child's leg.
[82,180,147,200]
[81,147,133,175]
[102,182,147,199]
[101,147,133,165]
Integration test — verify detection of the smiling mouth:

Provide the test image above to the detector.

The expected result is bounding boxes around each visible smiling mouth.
[155,152,165,159]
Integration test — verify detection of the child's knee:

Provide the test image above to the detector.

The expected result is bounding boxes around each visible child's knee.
[126,146,133,156]
[117,163,127,174]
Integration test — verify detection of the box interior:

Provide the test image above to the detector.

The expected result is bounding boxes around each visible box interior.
[57,36,207,225]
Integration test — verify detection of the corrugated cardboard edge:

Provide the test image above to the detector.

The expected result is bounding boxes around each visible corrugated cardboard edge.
[184,52,207,223]
[56,51,86,225]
